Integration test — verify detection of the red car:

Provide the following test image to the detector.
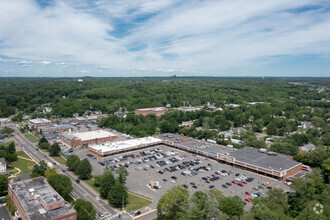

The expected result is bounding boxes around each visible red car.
[237,183,244,187]
[231,180,237,184]
[242,181,247,184]
[245,191,251,195]
[245,198,251,202]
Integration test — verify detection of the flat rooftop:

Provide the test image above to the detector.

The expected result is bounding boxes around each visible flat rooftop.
[9,177,76,220]
[39,124,71,131]
[135,107,167,111]
[228,147,301,172]
[90,137,162,154]
[156,133,233,155]
[29,118,51,124]
[62,130,116,141]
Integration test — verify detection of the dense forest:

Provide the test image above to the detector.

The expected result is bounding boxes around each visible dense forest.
[0,77,329,118]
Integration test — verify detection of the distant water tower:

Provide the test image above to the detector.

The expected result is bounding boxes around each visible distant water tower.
[78,79,83,86]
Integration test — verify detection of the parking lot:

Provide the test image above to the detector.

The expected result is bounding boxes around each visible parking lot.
[74,144,291,211]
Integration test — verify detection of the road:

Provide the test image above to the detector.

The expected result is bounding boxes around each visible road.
[3,124,123,220]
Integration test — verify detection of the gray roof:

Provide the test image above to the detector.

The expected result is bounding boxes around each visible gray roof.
[0,206,11,220]
[9,177,76,220]
[39,124,71,132]
[300,143,316,152]
[61,132,76,140]
[229,147,301,172]
[0,157,6,165]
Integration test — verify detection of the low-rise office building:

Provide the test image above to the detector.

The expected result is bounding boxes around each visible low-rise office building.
[28,119,52,129]
[61,130,116,147]
[135,107,168,116]
[38,124,72,135]
[8,177,77,220]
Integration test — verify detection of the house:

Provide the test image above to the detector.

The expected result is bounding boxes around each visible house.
[180,121,194,128]
[8,177,77,220]
[0,158,7,174]
[300,121,313,129]
[299,143,316,153]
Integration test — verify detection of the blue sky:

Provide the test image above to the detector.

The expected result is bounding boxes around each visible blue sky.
[0,0,330,77]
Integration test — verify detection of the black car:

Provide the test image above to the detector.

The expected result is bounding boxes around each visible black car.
[135,211,141,216]
[205,180,210,184]
[61,169,66,172]
[267,186,273,189]
[75,179,80,183]
[235,173,240,176]
[202,177,208,180]
[182,184,188,188]
[163,179,167,182]
[226,182,232,186]
[192,185,197,189]
[190,182,195,185]
[171,176,177,180]
[209,185,214,189]
[222,184,228,188]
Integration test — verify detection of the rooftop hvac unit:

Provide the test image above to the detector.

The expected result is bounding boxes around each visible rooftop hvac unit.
[259,148,267,153]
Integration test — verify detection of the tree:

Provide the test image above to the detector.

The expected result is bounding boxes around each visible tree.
[157,186,189,219]
[311,117,325,128]
[47,174,73,200]
[38,136,48,144]
[7,142,16,154]
[107,181,128,207]
[31,161,48,177]
[252,119,264,132]
[72,199,96,220]
[0,174,8,196]
[38,142,50,150]
[99,171,116,198]
[266,122,278,135]
[1,127,14,135]
[116,166,129,185]
[218,197,244,217]
[66,154,80,171]
[6,153,17,162]
[49,142,61,156]
[321,158,330,183]
[44,168,57,178]
[4,195,16,215]
[76,159,92,180]
[184,191,219,220]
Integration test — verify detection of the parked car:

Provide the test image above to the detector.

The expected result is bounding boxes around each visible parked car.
[245,191,251,195]
[237,183,244,187]
[135,211,141,216]
[244,198,251,203]
[231,180,237,184]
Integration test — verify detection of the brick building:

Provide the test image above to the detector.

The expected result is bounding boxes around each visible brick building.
[38,124,72,135]
[8,177,77,220]
[135,107,168,116]
[61,130,116,147]
[28,119,51,130]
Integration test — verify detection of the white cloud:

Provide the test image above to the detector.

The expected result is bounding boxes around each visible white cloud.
[40,61,51,64]
[0,0,330,76]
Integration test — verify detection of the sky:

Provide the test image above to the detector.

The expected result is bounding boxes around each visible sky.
[0,0,330,77]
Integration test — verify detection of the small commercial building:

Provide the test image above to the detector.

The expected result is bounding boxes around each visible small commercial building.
[28,119,51,130]
[135,107,168,116]
[38,124,72,135]
[8,177,77,220]
[61,130,116,147]
[88,137,162,157]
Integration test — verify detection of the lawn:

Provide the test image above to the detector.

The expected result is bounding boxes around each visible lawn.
[126,192,153,211]
[83,178,153,211]
[50,154,67,165]
[10,151,37,175]
[24,133,39,143]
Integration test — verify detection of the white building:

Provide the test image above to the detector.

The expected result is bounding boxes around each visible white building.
[0,158,7,173]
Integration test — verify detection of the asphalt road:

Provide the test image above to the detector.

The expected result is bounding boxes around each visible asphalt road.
[2,124,122,220]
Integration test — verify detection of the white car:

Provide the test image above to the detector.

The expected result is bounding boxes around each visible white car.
[234,177,241,181]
